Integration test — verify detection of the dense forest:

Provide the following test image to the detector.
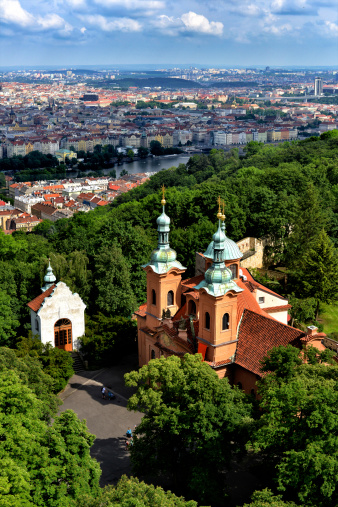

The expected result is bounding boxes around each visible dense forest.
[1,131,338,505]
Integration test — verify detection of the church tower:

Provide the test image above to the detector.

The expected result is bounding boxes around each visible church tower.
[142,186,186,328]
[195,200,243,366]
[136,188,186,365]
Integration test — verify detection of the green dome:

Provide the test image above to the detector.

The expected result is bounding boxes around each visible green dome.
[203,237,243,261]
[205,264,232,285]
[157,212,170,229]
[44,262,56,284]
[150,247,177,264]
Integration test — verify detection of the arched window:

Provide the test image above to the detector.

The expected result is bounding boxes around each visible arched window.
[251,389,256,398]
[222,313,229,330]
[152,289,156,305]
[229,263,237,279]
[188,300,196,316]
[151,349,156,360]
[54,318,72,350]
[167,290,174,306]
[205,312,210,330]
[237,382,243,390]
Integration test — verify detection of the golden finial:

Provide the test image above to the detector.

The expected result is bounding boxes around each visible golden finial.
[161,184,166,205]
[217,195,222,219]
[221,199,226,221]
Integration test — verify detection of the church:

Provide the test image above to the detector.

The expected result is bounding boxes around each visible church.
[135,191,326,394]
[27,262,86,352]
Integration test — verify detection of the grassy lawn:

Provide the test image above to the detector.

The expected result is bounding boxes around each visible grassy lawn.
[318,303,338,334]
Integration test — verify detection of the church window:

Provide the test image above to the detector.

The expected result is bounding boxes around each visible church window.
[237,382,243,390]
[251,389,256,398]
[259,296,265,304]
[205,312,210,330]
[35,319,39,332]
[229,264,237,279]
[152,289,156,305]
[188,300,196,316]
[151,349,156,360]
[167,290,174,306]
[222,313,230,330]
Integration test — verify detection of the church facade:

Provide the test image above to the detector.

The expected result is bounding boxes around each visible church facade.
[135,194,317,394]
[28,262,86,352]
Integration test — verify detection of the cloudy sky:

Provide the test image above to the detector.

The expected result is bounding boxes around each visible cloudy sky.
[0,0,337,67]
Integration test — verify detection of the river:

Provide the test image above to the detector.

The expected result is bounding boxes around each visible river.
[68,154,192,178]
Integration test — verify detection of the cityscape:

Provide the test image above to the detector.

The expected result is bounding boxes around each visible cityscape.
[0,0,338,505]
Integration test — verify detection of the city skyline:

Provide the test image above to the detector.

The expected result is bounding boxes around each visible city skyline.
[0,0,337,67]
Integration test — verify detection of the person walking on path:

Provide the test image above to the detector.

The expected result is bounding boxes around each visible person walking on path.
[101,386,106,399]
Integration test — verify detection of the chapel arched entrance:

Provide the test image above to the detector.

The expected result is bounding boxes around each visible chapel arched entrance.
[54,318,72,351]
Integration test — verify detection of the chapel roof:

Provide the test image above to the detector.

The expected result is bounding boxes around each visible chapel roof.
[27,284,56,312]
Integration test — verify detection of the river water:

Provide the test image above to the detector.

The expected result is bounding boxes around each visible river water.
[69,154,192,178]
[115,154,191,178]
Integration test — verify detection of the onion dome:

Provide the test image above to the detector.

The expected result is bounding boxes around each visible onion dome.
[143,188,186,275]
[150,247,177,264]
[203,229,243,261]
[41,261,56,292]
[157,211,170,229]
[196,217,243,298]
[205,264,232,285]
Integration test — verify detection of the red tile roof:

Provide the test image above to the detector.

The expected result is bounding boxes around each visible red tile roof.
[27,284,56,312]
[181,274,204,290]
[241,268,287,300]
[135,303,147,318]
[263,304,292,313]
[235,309,305,376]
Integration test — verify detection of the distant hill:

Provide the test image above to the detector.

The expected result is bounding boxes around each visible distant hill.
[208,81,258,87]
[113,77,203,89]
[50,69,104,75]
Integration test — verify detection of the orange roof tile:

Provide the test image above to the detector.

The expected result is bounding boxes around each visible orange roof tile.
[27,284,56,312]
[235,309,305,376]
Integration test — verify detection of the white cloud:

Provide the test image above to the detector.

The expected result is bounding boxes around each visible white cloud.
[324,20,338,36]
[181,11,223,35]
[80,26,87,33]
[154,11,223,36]
[0,0,35,27]
[93,0,164,9]
[263,22,293,34]
[79,13,142,31]
[0,0,73,32]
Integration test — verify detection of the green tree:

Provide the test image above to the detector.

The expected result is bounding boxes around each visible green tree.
[94,244,137,317]
[138,146,149,158]
[0,367,101,506]
[126,149,134,160]
[255,345,338,507]
[150,140,164,156]
[0,288,19,347]
[298,229,338,317]
[79,314,137,367]
[243,489,297,507]
[74,475,198,507]
[125,354,252,503]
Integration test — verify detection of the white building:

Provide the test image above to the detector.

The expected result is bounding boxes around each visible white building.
[28,263,86,351]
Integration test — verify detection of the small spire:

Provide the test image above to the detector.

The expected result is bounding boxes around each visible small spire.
[161,184,166,206]
[217,195,222,220]
[221,199,226,233]
[42,258,56,292]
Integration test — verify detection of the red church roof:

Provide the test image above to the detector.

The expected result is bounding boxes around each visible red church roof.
[235,309,305,376]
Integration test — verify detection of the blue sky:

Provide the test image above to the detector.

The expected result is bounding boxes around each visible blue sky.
[0,0,337,67]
